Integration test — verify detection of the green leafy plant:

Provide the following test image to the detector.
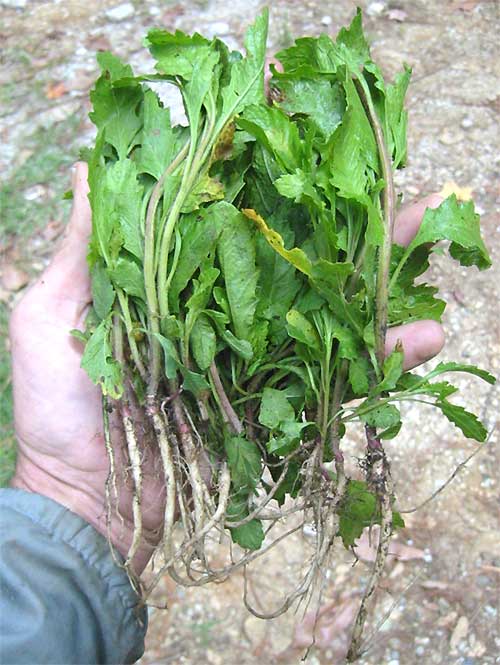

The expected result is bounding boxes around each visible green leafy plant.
[78,9,494,660]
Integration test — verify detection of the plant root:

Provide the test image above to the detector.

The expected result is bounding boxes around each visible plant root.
[346,428,393,662]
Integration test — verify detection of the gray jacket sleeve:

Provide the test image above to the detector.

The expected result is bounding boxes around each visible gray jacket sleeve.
[0,488,147,665]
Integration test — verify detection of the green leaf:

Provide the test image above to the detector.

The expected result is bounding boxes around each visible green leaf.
[331,320,359,360]
[155,333,210,395]
[81,318,123,399]
[360,403,400,431]
[286,310,320,350]
[259,388,295,430]
[230,519,264,550]
[349,356,371,395]
[215,9,268,134]
[91,261,115,320]
[310,259,355,294]
[274,169,322,206]
[191,314,216,370]
[138,88,184,180]
[181,174,225,213]
[146,28,213,79]
[267,420,316,456]
[406,195,491,270]
[89,67,142,160]
[90,159,144,263]
[338,478,405,548]
[333,8,370,71]
[438,401,488,442]
[275,77,344,138]
[255,210,301,345]
[237,104,303,173]
[217,205,259,342]
[377,347,404,393]
[96,51,134,80]
[222,330,254,361]
[427,362,496,385]
[108,257,146,300]
[169,206,223,313]
[327,75,378,199]
[224,435,262,491]
[389,283,446,325]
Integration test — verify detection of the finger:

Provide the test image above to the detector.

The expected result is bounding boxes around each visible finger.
[386,320,445,370]
[393,194,443,247]
[35,162,92,306]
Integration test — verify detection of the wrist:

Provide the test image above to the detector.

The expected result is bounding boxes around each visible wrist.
[11,451,154,575]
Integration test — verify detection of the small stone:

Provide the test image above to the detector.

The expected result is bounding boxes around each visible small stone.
[321,15,332,26]
[387,9,407,21]
[204,21,230,38]
[461,116,474,129]
[105,3,135,22]
[476,574,492,587]
[23,185,45,201]
[450,615,469,653]
[439,128,464,145]
[366,1,386,17]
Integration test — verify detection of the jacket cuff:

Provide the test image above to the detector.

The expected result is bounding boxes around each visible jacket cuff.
[0,488,147,664]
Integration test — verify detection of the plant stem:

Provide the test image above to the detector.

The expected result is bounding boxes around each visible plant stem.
[209,362,243,435]
[356,77,396,368]
[144,144,188,394]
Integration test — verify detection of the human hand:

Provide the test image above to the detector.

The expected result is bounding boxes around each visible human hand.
[9,163,165,576]
[8,162,444,576]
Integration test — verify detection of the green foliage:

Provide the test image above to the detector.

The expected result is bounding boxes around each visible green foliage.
[338,479,405,548]
[79,9,494,554]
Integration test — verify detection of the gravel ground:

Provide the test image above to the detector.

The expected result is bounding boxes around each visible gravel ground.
[1,1,499,664]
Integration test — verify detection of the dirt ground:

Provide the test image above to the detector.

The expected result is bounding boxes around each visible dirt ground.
[1,1,499,664]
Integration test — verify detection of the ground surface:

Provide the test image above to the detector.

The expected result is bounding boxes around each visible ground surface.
[1,0,499,663]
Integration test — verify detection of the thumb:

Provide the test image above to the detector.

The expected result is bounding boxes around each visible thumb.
[36,162,92,307]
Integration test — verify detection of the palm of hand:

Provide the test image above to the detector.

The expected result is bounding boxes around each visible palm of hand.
[10,164,165,574]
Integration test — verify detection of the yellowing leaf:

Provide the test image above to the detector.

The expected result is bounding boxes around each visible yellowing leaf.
[242,208,312,275]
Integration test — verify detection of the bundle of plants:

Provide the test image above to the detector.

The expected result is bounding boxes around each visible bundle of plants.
[76,9,494,659]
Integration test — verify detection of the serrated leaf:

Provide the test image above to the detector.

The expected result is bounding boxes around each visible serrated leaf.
[230,519,264,550]
[438,401,488,442]
[286,309,320,350]
[108,257,146,300]
[154,333,209,395]
[338,478,405,548]
[191,314,216,370]
[222,330,253,361]
[139,88,184,180]
[266,420,316,456]
[224,435,262,491]
[360,403,400,431]
[81,318,123,399]
[275,77,344,138]
[237,104,303,173]
[377,348,404,393]
[406,195,491,270]
[259,388,295,430]
[217,205,259,342]
[169,206,223,313]
[89,69,142,160]
[91,261,115,320]
[427,362,496,385]
[349,356,371,395]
